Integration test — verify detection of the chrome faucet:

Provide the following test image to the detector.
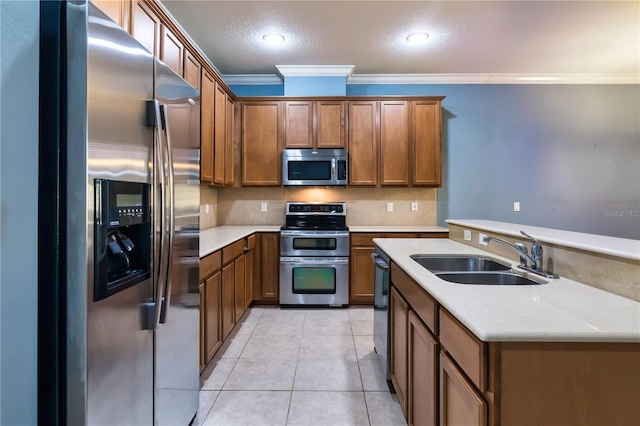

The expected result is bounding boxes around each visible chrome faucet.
[483,231,558,278]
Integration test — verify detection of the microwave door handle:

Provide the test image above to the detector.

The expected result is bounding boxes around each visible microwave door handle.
[331,158,337,182]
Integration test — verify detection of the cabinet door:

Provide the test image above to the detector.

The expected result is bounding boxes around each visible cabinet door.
[244,249,254,309]
[409,311,438,426]
[225,95,235,186]
[213,84,227,186]
[440,351,487,426]
[200,70,215,182]
[92,0,131,31]
[349,245,375,304]
[390,286,409,417]
[241,102,283,186]
[316,100,345,148]
[204,271,222,363]
[131,1,160,56]
[160,25,183,77]
[221,262,235,340]
[234,255,246,322]
[260,233,280,299]
[412,100,442,186]
[380,101,410,186]
[183,49,201,90]
[284,101,314,148]
[199,281,205,371]
[348,101,378,186]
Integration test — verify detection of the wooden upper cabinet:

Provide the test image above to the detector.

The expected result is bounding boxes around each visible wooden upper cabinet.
[412,100,442,186]
[380,101,410,186]
[284,101,314,149]
[200,70,215,183]
[284,100,346,149]
[241,101,283,186]
[92,0,131,31]
[183,49,200,90]
[131,1,160,56]
[316,100,345,148]
[348,101,378,186]
[225,96,235,186]
[213,83,227,186]
[160,25,184,77]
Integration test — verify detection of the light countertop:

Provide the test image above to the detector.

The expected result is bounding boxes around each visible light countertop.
[200,225,449,257]
[374,237,640,343]
[200,225,281,257]
[447,219,640,261]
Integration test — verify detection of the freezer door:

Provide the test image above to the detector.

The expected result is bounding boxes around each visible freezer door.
[85,3,155,425]
[154,59,200,425]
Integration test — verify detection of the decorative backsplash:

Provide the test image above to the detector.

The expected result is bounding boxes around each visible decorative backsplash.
[209,187,437,227]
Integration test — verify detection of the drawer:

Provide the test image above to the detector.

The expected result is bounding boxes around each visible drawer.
[417,232,449,239]
[386,233,418,238]
[390,262,437,334]
[351,233,384,246]
[200,250,221,280]
[246,234,256,251]
[222,239,245,265]
[439,307,487,391]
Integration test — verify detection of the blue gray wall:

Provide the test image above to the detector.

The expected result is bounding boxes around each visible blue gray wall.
[230,82,640,239]
[0,0,40,424]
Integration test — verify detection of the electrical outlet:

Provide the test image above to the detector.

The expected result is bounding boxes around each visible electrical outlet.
[464,230,472,241]
[411,201,418,211]
[479,233,488,246]
[261,202,268,212]
[386,202,393,212]
[204,204,210,214]
[514,201,521,212]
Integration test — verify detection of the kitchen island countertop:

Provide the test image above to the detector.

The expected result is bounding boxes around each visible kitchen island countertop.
[375,237,640,343]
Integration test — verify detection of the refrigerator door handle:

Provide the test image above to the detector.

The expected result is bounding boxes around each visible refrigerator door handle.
[148,99,167,329]
[159,104,175,324]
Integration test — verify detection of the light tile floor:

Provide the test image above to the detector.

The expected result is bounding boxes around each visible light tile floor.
[195,306,406,426]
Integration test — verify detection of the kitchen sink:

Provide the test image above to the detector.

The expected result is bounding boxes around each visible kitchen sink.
[410,255,511,272]
[435,272,542,285]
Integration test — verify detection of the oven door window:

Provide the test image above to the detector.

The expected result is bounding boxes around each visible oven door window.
[293,237,337,251]
[292,267,336,294]
[288,161,331,181]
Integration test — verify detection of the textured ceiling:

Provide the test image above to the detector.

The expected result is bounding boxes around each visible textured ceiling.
[161,0,640,81]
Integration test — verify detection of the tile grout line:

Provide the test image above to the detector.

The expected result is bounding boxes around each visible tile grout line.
[351,309,374,426]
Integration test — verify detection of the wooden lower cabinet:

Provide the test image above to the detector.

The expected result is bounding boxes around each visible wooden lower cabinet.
[409,311,438,426]
[253,232,279,302]
[221,262,235,340]
[349,245,376,304]
[204,271,222,364]
[440,351,487,426]
[390,286,409,417]
[390,260,640,426]
[244,249,254,309]
[199,281,205,371]
[234,254,246,321]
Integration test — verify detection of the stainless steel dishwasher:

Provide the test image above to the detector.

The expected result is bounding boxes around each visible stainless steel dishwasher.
[372,247,392,389]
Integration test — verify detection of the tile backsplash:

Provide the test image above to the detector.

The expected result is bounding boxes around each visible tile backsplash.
[200,186,217,229]
[213,187,437,227]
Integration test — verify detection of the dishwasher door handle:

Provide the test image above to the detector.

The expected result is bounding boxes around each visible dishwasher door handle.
[372,253,389,271]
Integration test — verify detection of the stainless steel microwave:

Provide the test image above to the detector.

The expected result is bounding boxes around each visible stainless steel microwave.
[282,149,348,186]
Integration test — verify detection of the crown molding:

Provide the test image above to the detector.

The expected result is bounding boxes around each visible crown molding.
[222,73,640,86]
[347,73,640,85]
[222,74,283,85]
[275,65,355,77]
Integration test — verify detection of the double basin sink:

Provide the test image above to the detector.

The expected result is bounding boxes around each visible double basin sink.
[410,255,543,285]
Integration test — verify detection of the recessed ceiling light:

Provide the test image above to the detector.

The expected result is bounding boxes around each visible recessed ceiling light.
[406,32,429,44]
[263,33,285,44]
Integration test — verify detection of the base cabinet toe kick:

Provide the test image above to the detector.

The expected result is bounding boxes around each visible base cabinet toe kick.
[388,261,640,426]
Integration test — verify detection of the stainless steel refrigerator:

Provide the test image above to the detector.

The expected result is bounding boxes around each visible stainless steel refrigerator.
[38,2,200,424]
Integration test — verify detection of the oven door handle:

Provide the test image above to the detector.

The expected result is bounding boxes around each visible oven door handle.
[280,257,349,265]
[372,253,390,271]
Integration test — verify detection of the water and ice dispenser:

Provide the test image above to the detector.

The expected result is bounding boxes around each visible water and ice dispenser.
[94,179,151,301]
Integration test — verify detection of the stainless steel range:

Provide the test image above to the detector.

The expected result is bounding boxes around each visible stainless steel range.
[279,202,349,307]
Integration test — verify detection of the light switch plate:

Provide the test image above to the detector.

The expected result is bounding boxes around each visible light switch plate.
[464,230,472,241]
[386,202,393,212]
[261,202,268,212]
